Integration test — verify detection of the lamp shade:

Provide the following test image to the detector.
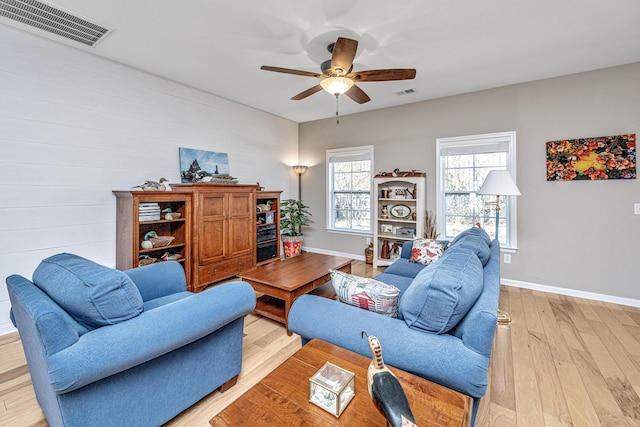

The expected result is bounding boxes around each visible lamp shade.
[292,165,308,175]
[320,77,354,95]
[477,170,521,196]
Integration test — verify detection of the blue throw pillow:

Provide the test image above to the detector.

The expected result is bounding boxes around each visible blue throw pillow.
[398,247,483,334]
[32,253,144,330]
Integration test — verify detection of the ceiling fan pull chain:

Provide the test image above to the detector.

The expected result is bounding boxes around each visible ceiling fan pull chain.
[335,94,340,124]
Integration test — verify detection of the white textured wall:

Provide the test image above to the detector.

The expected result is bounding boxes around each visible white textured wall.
[0,26,298,334]
[300,62,640,302]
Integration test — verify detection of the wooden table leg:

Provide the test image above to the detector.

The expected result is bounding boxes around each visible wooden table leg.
[284,295,293,336]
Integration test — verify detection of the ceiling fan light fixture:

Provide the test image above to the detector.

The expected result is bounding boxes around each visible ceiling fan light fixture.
[320,76,354,95]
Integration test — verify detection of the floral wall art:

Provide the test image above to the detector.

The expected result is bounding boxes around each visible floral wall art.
[546,134,636,181]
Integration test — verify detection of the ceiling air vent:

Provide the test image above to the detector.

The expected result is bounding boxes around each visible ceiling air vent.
[0,0,110,47]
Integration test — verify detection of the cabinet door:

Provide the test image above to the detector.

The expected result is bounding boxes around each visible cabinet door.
[199,193,227,264]
[228,192,253,257]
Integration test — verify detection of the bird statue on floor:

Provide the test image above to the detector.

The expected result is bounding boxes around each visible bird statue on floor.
[362,331,417,427]
[132,178,167,191]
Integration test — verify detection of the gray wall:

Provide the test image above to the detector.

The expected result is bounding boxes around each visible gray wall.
[299,62,640,300]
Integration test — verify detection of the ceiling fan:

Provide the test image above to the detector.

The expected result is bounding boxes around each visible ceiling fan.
[260,37,416,104]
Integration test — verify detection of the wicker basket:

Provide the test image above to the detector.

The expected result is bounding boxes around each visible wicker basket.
[138,256,157,267]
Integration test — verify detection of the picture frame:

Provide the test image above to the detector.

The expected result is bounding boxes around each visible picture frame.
[380,224,393,234]
[265,212,274,224]
[546,134,636,181]
[179,148,231,183]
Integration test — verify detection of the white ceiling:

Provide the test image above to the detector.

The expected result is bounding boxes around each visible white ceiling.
[2,0,640,123]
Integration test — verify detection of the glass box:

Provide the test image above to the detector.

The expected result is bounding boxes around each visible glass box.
[309,362,355,417]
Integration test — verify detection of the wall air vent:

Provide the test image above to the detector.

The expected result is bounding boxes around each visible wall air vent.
[394,88,415,96]
[0,0,110,47]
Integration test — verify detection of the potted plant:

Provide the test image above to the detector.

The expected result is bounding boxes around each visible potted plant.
[280,199,313,258]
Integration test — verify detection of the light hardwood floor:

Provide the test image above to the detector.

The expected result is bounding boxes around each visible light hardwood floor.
[2,261,640,426]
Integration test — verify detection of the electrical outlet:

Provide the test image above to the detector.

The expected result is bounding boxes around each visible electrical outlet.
[635,203,640,215]
[504,253,511,264]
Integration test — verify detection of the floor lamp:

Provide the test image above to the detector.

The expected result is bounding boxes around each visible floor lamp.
[477,170,521,241]
[477,170,521,325]
[292,165,308,200]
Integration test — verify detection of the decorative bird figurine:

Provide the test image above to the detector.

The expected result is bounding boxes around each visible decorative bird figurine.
[363,332,417,427]
[132,178,167,191]
[143,231,158,241]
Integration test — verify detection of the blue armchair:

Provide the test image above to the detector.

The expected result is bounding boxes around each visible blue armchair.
[7,253,256,427]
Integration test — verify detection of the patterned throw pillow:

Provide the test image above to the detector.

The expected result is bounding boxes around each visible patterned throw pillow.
[330,269,400,318]
[409,239,450,265]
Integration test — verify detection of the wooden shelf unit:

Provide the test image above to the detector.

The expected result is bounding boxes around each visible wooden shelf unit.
[113,191,192,285]
[373,173,426,268]
[255,190,282,265]
[171,183,257,293]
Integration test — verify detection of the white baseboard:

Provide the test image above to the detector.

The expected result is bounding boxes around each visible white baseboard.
[0,322,17,336]
[501,278,640,308]
[305,246,640,308]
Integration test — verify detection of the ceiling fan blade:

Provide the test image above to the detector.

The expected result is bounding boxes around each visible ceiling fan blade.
[260,65,324,78]
[344,85,371,104]
[348,69,416,82]
[331,37,358,75]
[291,84,323,101]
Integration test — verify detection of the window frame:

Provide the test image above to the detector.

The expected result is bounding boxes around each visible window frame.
[325,145,374,235]
[436,131,518,249]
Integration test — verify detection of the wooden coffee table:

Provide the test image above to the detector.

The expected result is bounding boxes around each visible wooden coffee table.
[239,252,353,335]
[210,339,472,426]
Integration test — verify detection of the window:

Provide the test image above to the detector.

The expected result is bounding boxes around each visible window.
[436,132,517,248]
[326,146,373,234]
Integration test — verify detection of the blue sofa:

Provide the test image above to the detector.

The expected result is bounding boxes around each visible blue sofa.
[288,228,500,425]
[6,253,256,427]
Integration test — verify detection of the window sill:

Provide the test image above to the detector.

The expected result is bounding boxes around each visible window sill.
[325,228,373,237]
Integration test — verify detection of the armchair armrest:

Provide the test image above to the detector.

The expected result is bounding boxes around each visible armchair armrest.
[47,281,256,393]
[124,261,186,301]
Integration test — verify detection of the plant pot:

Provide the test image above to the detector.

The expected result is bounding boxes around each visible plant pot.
[282,235,304,258]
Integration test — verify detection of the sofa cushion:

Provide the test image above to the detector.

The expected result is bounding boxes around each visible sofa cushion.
[330,269,400,317]
[372,272,414,295]
[383,258,426,279]
[32,253,144,330]
[449,229,491,266]
[409,239,450,265]
[398,247,484,334]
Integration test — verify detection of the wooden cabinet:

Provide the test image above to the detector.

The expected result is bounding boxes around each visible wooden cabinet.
[172,184,257,292]
[373,173,426,268]
[113,191,192,284]
[255,191,282,265]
